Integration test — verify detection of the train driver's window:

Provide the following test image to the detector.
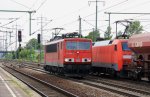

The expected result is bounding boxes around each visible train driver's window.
[114,45,117,51]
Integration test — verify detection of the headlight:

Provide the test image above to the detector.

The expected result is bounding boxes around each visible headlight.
[82,58,91,62]
[65,58,69,62]
[65,58,74,62]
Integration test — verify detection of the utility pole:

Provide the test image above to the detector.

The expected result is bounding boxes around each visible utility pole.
[12,24,20,59]
[115,21,118,39]
[5,31,8,52]
[39,16,43,63]
[9,31,13,51]
[88,0,105,32]
[92,28,95,41]
[3,33,5,51]
[104,12,111,28]
[37,16,52,63]
[108,13,111,28]
[79,16,82,37]
[15,25,17,59]
[37,16,52,44]
[0,39,6,52]
[0,30,12,53]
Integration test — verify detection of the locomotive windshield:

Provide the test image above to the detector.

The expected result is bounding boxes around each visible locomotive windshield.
[122,42,130,51]
[66,41,91,50]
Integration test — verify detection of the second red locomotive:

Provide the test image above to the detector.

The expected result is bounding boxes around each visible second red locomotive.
[92,39,132,77]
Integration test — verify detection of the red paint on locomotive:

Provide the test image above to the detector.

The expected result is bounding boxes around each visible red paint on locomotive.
[92,39,132,76]
[44,38,92,76]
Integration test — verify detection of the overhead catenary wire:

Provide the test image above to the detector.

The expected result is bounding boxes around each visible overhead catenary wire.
[116,0,150,13]
[35,0,47,13]
[31,19,53,35]
[0,18,19,27]
[83,19,95,27]
[83,0,129,18]
[20,0,48,34]
[58,20,78,28]
[83,19,105,33]
[34,0,129,34]
[0,0,46,38]
[9,0,30,9]
[29,0,40,10]
[0,0,40,30]
[29,0,130,37]
[0,0,46,30]
[54,0,129,34]
[52,4,89,21]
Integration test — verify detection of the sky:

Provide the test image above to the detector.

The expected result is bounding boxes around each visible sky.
[0,0,150,51]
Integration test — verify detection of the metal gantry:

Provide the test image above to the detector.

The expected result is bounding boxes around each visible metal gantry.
[0,10,36,36]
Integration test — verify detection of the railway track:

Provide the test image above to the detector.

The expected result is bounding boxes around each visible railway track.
[0,64,77,97]
[2,60,150,97]
[59,76,149,97]
[83,76,150,97]
[85,76,150,95]
[0,61,123,97]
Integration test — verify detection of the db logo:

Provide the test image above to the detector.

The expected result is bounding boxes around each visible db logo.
[132,42,142,47]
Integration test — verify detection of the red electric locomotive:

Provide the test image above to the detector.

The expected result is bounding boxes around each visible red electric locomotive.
[44,33,92,77]
[92,39,132,77]
[128,33,150,81]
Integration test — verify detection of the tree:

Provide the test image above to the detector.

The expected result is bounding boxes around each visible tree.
[26,38,41,50]
[4,53,13,59]
[85,30,100,41]
[117,30,122,36]
[104,26,112,40]
[127,21,143,36]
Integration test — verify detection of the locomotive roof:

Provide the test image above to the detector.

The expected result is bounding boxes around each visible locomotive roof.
[93,39,128,47]
[45,38,91,45]
[128,33,150,43]
[93,40,111,46]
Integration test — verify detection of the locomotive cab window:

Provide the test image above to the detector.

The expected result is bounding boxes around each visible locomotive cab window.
[46,43,57,53]
[66,41,90,50]
[122,42,130,51]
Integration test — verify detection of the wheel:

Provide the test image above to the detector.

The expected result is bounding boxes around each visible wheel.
[111,70,118,78]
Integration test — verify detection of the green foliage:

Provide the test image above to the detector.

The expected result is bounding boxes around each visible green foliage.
[26,38,41,50]
[117,31,122,36]
[4,53,13,59]
[18,47,42,62]
[127,21,143,36]
[4,38,44,62]
[85,30,100,41]
[104,26,112,40]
